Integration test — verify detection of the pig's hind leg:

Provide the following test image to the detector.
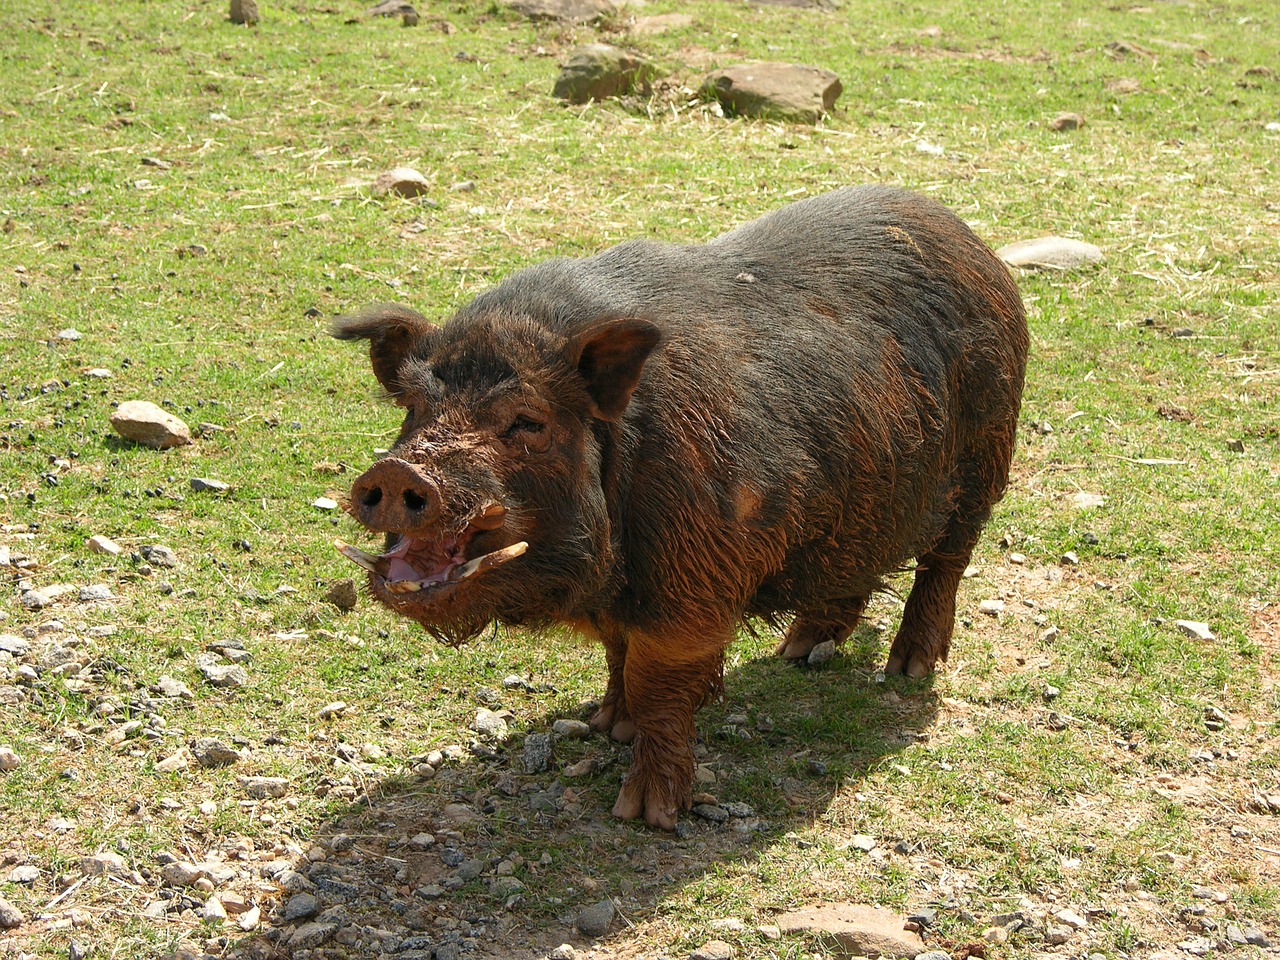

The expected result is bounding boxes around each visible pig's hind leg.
[774,599,868,661]
[886,488,992,678]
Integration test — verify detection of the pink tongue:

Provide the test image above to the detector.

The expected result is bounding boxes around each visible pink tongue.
[386,558,420,582]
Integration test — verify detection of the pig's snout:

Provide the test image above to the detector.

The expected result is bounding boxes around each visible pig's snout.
[349,458,442,535]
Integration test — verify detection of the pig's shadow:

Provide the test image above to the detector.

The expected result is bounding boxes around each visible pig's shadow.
[243,628,938,958]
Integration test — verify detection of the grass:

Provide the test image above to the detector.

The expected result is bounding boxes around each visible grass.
[2,0,1279,957]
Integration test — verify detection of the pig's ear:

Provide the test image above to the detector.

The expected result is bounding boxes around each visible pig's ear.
[332,304,436,393]
[568,318,662,422]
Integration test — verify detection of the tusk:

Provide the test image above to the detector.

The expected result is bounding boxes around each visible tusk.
[469,501,508,531]
[385,579,423,594]
[453,541,529,581]
[335,539,383,573]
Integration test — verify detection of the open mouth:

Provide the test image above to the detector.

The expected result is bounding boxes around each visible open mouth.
[334,535,527,594]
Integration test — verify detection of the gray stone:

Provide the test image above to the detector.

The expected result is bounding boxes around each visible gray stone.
[110,400,192,450]
[1244,927,1272,947]
[996,237,1104,271]
[276,869,314,892]
[693,803,729,823]
[80,852,130,877]
[156,675,194,699]
[523,733,553,773]
[505,0,615,22]
[372,167,430,199]
[192,738,240,767]
[0,895,24,929]
[0,635,29,656]
[20,590,49,611]
[776,903,923,959]
[230,0,259,24]
[284,892,320,921]
[289,922,338,949]
[474,708,509,740]
[7,865,38,883]
[140,544,178,567]
[576,899,615,937]
[553,44,655,104]
[161,861,204,887]
[701,62,843,124]
[455,859,486,881]
[242,776,289,798]
[190,477,230,493]
[691,941,735,960]
[196,654,248,688]
[552,718,591,739]
[807,639,836,665]
[78,584,114,602]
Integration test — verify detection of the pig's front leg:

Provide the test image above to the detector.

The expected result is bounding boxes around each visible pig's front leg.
[610,628,726,830]
[589,625,635,743]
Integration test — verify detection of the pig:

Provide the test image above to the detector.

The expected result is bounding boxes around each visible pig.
[333,185,1028,829]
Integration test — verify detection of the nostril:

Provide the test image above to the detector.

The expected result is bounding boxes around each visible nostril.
[361,487,383,509]
[403,489,427,512]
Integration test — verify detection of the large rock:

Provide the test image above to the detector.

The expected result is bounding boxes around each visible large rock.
[997,236,1104,271]
[553,44,655,104]
[506,0,615,22]
[110,401,192,450]
[701,63,842,123]
[776,904,923,959]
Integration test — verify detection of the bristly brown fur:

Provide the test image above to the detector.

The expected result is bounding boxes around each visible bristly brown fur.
[333,185,1028,829]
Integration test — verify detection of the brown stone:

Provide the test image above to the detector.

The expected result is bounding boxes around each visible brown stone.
[1049,111,1085,131]
[372,167,431,199]
[776,904,924,959]
[701,62,842,124]
[110,401,192,450]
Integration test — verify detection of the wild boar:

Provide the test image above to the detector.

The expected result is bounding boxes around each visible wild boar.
[333,185,1028,829]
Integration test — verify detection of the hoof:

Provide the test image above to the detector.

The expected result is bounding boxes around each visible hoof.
[612,780,678,831]
[884,650,937,678]
[609,718,637,744]
[773,635,815,660]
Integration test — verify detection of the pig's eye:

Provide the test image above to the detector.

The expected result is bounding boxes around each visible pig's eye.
[505,415,545,438]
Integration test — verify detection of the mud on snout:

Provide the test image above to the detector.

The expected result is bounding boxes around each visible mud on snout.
[334,455,528,631]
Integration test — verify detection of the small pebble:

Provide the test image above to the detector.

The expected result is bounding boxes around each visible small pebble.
[1174,620,1215,641]
[88,535,123,556]
[190,477,230,493]
[551,718,591,739]
[0,745,20,772]
[313,497,339,510]
[690,941,735,960]
[807,639,836,665]
[575,899,615,937]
